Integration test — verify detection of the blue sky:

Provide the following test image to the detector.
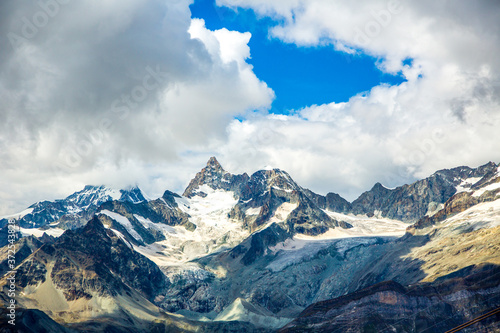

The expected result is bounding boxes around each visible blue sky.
[190,0,405,114]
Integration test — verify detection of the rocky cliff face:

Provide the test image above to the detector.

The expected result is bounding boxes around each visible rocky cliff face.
[411,166,500,230]
[1,216,168,306]
[182,157,352,236]
[303,189,352,213]
[0,185,148,229]
[280,264,500,332]
[350,162,499,222]
[1,158,499,332]
[183,156,250,198]
[53,216,168,299]
[96,190,193,245]
[0,236,42,277]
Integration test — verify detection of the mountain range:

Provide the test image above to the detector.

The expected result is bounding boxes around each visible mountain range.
[1,157,499,332]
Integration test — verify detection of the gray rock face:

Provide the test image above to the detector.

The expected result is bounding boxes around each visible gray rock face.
[0,236,42,277]
[233,223,292,266]
[10,216,168,302]
[350,162,499,222]
[183,156,250,198]
[280,264,500,333]
[303,189,352,213]
[412,172,500,230]
[0,185,148,229]
[96,191,193,245]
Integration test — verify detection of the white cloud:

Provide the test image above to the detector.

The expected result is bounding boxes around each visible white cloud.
[0,0,273,214]
[1,0,499,215]
[212,0,500,199]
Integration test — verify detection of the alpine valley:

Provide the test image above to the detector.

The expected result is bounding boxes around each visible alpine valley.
[1,157,500,332]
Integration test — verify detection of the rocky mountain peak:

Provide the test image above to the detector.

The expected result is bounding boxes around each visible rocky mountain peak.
[433,161,498,185]
[119,186,147,203]
[350,161,500,222]
[183,157,250,198]
[57,215,110,249]
[0,184,149,229]
[239,169,300,200]
[83,215,107,233]
[206,156,224,171]
[371,182,391,193]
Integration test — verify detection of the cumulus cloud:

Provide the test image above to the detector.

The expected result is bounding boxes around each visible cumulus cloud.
[1,0,499,214]
[0,0,273,214]
[213,0,500,199]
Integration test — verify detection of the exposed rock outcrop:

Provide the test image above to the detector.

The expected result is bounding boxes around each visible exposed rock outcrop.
[351,162,499,222]
[280,264,500,332]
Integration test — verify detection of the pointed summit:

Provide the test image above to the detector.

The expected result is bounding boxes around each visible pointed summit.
[119,186,147,203]
[183,157,249,198]
[206,156,224,171]
[371,182,392,193]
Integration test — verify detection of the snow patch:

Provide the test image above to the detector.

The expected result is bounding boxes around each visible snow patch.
[268,238,309,254]
[245,207,261,215]
[443,198,500,230]
[0,207,34,220]
[107,188,122,201]
[134,214,177,234]
[138,189,248,266]
[268,202,298,224]
[455,177,483,193]
[321,210,408,238]
[20,227,65,238]
[100,210,143,242]
[110,229,134,249]
[272,186,293,193]
[472,182,500,197]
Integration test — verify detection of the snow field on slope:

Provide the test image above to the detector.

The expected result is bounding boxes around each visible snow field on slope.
[137,186,249,264]
[20,227,65,238]
[245,207,261,215]
[455,177,483,193]
[265,210,407,272]
[134,214,176,234]
[320,210,408,237]
[95,187,247,266]
[472,182,500,197]
[100,210,143,242]
[268,202,298,224]
[442,198,500,230]
[68,187,121,209]
[266,236,380,272]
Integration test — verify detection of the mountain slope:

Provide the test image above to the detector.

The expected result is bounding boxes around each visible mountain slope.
[278,170,500,332]
[280,264,500,332]
[0,216,168,326]
[185,157,352,236]
[350,162,499,222]
[0,158,499,332]
[411,164,500,230]
[0,185,148,230]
